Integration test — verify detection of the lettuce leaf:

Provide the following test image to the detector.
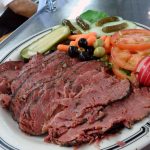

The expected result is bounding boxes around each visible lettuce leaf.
[80,10,109,23]
[119,68,131,76]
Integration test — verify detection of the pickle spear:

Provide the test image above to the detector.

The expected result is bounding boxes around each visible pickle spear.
[76,17,90,31]
[102,22,128,33]
[20,26,71,59]
[62,19,81,34]
[96,16,119,26]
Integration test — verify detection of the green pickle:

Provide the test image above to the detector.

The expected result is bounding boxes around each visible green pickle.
[96,16,119,26]
[102,22,128,33]
[62,19,81,34]
[76,16,90,31]
[20,26,71,59]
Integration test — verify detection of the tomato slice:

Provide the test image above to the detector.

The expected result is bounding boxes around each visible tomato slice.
[110,58,129,79]
[111,29,150,52]
[111,47,143,71]
[110,58,136,82]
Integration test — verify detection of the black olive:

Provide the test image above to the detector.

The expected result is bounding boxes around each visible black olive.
[85,46,94,55]
[68,46,79,58]
[78,38,88,48]
[79,51,91,61]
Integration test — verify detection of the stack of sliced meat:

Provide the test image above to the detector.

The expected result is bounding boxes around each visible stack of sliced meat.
[0,61,24,108]
[0,51,150,146]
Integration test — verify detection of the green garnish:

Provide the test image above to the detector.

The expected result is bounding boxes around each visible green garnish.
[80,10,109,23]
[105,62,112,70]
[119,68,131,76]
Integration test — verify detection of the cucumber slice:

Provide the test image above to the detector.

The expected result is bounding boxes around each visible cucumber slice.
[20,26,71,59]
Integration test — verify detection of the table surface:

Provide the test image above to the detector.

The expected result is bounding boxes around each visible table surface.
[0,0,149,150]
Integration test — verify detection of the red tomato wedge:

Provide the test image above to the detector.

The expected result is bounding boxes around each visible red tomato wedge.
[111,29,150,52]
[111,47,143,71]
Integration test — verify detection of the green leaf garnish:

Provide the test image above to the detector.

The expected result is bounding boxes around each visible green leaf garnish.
[119,68,131,76]
[80,10,109,23]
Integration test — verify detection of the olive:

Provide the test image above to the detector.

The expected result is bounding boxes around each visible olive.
[79,51,90,61]
[94,39,104,48]
[78,38,88,48]
[85,46,94,55]
[68,46,79,58]
[93,47,106,58]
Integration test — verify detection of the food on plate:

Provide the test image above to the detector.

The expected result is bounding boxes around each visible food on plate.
[20,26,71,59]
[57,33,107,61]
[110,29,150,84]
[62,19,81,34]
[0,51,150,146]
[76,16,90,31]
[102,22,128,33]
[71,10,138,36]
[20,10,140,60]
[93,47,105,58]
[111,29,150,51]
[95,16,120,26]
[80,10,109,23]
[136,56,150,86]
[45,87,150,146]
[0,61,24,108]
[110,57,136,81]
[0,9,150,147]
[111,47,143,71]
[93,39,104,48]
[1,52,131,135]
[68,46,79,58]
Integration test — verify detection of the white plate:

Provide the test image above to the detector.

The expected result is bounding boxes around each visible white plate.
[0,23,150,150]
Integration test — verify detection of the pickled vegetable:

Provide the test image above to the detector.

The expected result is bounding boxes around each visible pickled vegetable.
[62,19,81,34]
[102,22,128,33]
[96,16,119,26]
[76,17,90,31]
[21,26,71,59]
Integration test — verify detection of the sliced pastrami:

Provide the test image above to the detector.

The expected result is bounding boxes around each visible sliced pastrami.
[45,88,150,146]
[18,61,104,135]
